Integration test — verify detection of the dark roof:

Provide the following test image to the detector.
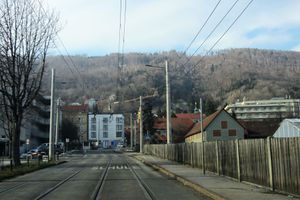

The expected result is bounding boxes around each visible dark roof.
[175,113,206,120]
[62,104,88,112]
[185,109,223,138]
[239,119,281,138]
[153,118,194,143]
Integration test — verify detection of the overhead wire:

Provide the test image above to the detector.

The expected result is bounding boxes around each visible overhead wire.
[36,0,87,93]
[178,0,222,61]
[192,0,255,70]
[182,0,240,67]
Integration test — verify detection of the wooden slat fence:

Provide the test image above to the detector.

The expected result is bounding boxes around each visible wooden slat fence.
[143,137,300,196]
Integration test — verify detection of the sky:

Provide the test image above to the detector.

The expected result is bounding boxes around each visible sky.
[46,0,300,56]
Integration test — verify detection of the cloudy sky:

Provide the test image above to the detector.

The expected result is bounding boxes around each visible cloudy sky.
[46,0,300,56]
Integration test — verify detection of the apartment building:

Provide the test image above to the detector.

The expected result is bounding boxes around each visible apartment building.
[88,114,124,148]
[225,98,300,120]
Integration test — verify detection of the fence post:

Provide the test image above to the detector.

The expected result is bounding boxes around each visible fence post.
[182,144,185,164]
[267,137,274,191]
[202,141,205,174]
[236,139,241,182]
[216,140,220,175]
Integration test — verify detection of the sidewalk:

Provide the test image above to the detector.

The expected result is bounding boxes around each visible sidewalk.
[131,153,299,200]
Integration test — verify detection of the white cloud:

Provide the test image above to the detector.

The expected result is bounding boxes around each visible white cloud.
[45,0,300,55]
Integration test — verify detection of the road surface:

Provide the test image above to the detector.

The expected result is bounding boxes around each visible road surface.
[0,152,210,200]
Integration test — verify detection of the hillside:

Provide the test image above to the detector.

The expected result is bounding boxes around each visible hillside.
[42,48,300,113]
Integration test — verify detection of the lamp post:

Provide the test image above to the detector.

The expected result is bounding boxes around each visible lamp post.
[145,60,172,144]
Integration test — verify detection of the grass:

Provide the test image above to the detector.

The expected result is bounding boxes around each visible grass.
[0,160,66,181]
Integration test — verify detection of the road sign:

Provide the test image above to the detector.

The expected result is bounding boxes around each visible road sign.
[66,138,69,143]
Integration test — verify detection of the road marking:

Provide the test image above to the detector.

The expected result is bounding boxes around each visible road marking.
[91,165,140,170]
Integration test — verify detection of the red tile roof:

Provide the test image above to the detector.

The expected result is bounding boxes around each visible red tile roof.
[176,113,205,120]
[62,104,88,112]
[153,118,194,143]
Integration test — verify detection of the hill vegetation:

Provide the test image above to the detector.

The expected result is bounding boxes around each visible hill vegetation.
[43,48,300,114]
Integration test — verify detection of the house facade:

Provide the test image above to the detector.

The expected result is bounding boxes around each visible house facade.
[185,109,245,143]
[225,97,300,120]
[88,113,124,148]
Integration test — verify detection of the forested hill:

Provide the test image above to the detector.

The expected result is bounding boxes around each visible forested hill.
[43,48,300,113]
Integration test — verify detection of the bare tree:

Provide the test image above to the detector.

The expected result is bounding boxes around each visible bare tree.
[0,0,59,166]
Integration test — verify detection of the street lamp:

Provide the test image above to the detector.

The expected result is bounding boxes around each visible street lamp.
[145,60,172,144]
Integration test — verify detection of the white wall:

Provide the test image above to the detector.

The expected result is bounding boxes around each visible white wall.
[88,114,124,148]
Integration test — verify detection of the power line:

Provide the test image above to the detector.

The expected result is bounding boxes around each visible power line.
[179,0,222,60]
[192,0,254,69]
[36,0,87,93]
[182,0,240,67]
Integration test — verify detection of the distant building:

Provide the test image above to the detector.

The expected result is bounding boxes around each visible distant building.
[185,108,245,143]
[62,104,88,144]
[0,94,51,155]
[225,98,300,120]
[273,119,300,138]
[153,118,194,143]
[88,113,124,148]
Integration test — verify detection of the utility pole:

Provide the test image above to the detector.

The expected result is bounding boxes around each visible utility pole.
[130,113,133,149]
[166,61,172,144]
[200,97,205,174]
[200,98,203,141]
[55,98,60,145]
[49,68,55,161]
[134,114,137,147]
[139,96,143,153]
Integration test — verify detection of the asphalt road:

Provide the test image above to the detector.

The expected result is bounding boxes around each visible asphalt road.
[0,152,210,200]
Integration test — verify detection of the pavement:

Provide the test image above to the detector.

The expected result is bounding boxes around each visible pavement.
[131,153,300,200]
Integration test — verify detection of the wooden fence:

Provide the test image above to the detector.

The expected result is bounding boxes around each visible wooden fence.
[143,137,300,196]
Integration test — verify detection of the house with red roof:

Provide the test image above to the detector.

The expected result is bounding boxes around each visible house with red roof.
[185,108,245,143]
[153,118,194,143]
[175,113,206,123]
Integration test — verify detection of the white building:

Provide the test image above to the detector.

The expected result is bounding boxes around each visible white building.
[88,113,124,148]
[225,98,300,120]
[273,119,300,138]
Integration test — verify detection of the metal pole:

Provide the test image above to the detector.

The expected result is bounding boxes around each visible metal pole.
[166,60,172,144]
[130,113,133,149]
[55,98,60,145]
[134,114,137,147]
[49,68,55,161]
[200,98,203,141]
[200,97,205,174]
[139,96,143,153]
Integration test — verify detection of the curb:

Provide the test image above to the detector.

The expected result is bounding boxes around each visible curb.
[134,155,226,200]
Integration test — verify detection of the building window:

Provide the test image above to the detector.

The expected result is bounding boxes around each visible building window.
[103,132,108,138]
[91,131,96,138]
[91,117,96,123]
[116,125,123,131]
[221,121,227,129]
[116,131,122,137]
[103,118,108,123]
[91,124,96,131]
[103,124,108,131]
[228,129,236,136]
[116,117,123,123]
[213,130,221,137]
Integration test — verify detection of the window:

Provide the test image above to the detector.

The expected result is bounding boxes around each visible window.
[116,125,123,131]
[221,121,227,129]
[91,131,96,138]
[213,130,221,137]
[91,124,96,131]
[103,132,108,138]
[103,118,108,123]
[228,129,236,136]
[116,117,123,123]
[103,124,108,131]
[91,117,96,123]
[116,131,122,137]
